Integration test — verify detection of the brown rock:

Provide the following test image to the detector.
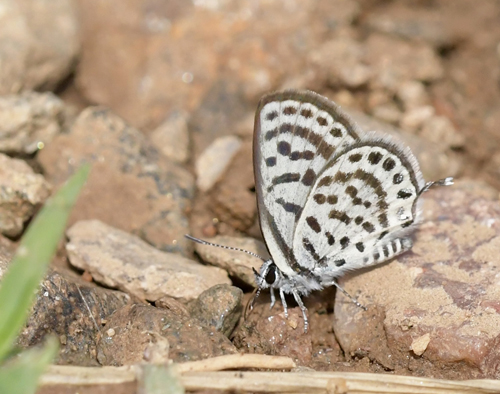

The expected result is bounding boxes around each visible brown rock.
[365,34,443,90]
[97,303,237,366]
[208,140,257,232]
[17,268,130,366]
[0,92,66,154]
[187,284,243,337]
[149,110,190,164]
[0,153,51,237]
[76,0,359,131]
[0,0,79,94]
[38,106,194,254]
[333,179,500,379]
[66,220,231,301]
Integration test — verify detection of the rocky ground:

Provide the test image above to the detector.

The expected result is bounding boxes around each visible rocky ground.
[1,0,500,389]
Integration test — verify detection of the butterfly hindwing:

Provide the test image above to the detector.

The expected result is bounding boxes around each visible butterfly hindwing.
[293,139,425,279]
[254,90,363,275]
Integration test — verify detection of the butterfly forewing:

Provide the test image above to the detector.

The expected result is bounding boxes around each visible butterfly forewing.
[254,91,362,275]
[294,140,425,278]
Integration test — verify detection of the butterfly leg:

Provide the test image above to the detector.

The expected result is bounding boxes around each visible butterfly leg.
[292,290,309,333]
[330,279,367,311]
[269,288,276,309]
[279,288,288,318]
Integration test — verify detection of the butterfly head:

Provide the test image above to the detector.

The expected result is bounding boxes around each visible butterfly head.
[253,259,283,289]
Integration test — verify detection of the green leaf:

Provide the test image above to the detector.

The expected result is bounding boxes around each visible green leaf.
[0,337,58,394]
[0,164,90,361]
[140,364,185,394]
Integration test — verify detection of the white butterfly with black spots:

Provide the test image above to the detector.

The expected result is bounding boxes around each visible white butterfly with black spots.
[187,90,453,332]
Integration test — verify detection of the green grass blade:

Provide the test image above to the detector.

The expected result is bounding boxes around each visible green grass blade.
[140,364,185,394]
[0,164,90,361]
[0,337,58,394]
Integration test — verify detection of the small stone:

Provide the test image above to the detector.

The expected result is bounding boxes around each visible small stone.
[396,81,430,110]
[66,220,231,301]
[97,304,237,366]
[193,235,269,287]
[196,135,242,192]
[365,34,443,90]
[149,110,190,164]
[411,333,431,356]
[400,106,435,131]
[106,328,116,337]
[371,102,402,125]
[0,153,51,237]
[188,284,243,337]
[0,91,66,154]
[0,0,79,94]
[420,115,465,149]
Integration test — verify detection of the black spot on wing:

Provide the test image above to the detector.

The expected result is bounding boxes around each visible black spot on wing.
[300,108,313,118]
[345,185,358,197]
[397,189,413,199]
[335,259,346,267]
[266,111,278,121]
[340,236,350,249]
[314,194,326,204]
[378,212,389,228]
[326,232,335,245]
[349,153,362,162]
[362,221,375,233]
[302,169,316,186]
[265,128,278,140]
[329,210,351,225]
[265,157,276,167]
[277,141,291,156]
[383,157,396,171]
[303,238,320,261]
[271,173,300,188]
[368,151,383,165]
[306,216,321,233]
[317,117,328,126]
[356,242,365,252]
[276,198,302,219]
[355,216,363,225]
[330,126,343,138]
[283,106,297,115]
[318,176,333,187]
[334,171,352,183]
[327,195,338,205]
[393,173,403,184]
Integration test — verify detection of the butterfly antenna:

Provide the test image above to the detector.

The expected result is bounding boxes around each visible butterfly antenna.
[419,177,454,196]
[184,234,267,261]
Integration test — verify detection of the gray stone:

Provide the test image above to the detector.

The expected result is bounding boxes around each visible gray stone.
[0,91,66,154]
[0,0,79,94]
[18,268,130,366]
[187,284,243,337]
[0,153,51,237]
[66,220,231,301]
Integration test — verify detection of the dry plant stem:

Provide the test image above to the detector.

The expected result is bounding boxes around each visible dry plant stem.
[180,371,500,394]
[40,366,500,394]
[174,354,296,373]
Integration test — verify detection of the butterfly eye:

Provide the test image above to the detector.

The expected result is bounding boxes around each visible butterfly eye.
[264,264,277,285]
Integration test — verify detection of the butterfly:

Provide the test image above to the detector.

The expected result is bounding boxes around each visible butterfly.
[187,90,453,332]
